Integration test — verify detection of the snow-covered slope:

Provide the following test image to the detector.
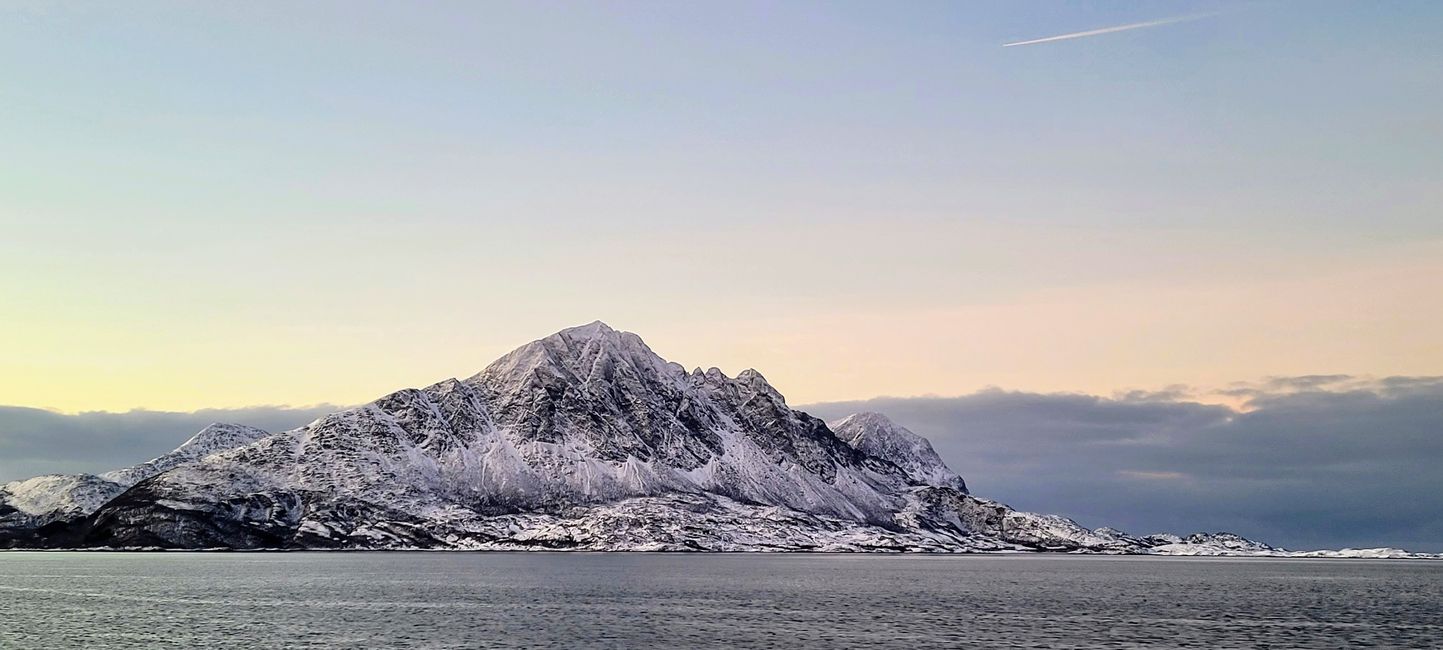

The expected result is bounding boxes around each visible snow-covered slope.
[0,423,268,539]
[101,423,270,487]
[1141,533,1442,559]
[0,474,124,528]
[832,413,968,492]
[2,322,1435,557]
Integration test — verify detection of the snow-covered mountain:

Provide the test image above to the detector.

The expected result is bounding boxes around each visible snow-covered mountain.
[101,423,271,487]
[1,423,269,537]
[1,474,124,532]
[2,322,1436,558]
[832,412,968,492]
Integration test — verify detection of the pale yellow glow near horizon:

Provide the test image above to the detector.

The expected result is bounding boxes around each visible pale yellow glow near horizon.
[6,236,1439,414]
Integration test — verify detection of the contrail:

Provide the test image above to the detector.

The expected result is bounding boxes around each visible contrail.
[1002,13,1216,47]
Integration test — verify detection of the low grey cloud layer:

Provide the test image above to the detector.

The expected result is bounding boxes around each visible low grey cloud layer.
[805,376,1443,552]
[2,376,1439,552]
[0,404,339,483]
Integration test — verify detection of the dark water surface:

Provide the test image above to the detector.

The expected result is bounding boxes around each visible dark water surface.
[1,552,1440,648]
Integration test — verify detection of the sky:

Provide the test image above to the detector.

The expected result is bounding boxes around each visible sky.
[3,0,1441,412]
[1,2,1441,548]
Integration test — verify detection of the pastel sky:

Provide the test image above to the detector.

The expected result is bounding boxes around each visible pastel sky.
[3,1,1441,413]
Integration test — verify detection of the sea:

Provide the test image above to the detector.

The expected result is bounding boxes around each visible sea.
[1,552,1439,648]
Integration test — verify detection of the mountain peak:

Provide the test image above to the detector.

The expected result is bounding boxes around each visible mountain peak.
[833,412,896,439]
[473,321,677,390]
[555,320,618,340]
[831,412,968,493]
[181,422,271,452]
[100,422,270,488]
[735,368,786,403]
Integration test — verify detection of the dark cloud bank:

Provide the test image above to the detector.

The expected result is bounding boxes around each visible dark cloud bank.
[0,404,340,484]
[2,376,1440,552]
[807,376,1443,553]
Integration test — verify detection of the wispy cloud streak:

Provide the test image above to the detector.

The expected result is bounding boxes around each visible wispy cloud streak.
[1003,13,1216,47]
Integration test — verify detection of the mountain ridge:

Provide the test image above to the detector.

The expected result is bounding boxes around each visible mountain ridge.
[2,322,1437,558]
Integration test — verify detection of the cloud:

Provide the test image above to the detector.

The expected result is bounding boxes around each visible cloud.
[0,404,341,483]
[1003,13,1217,48]
[803,377,1443,552]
